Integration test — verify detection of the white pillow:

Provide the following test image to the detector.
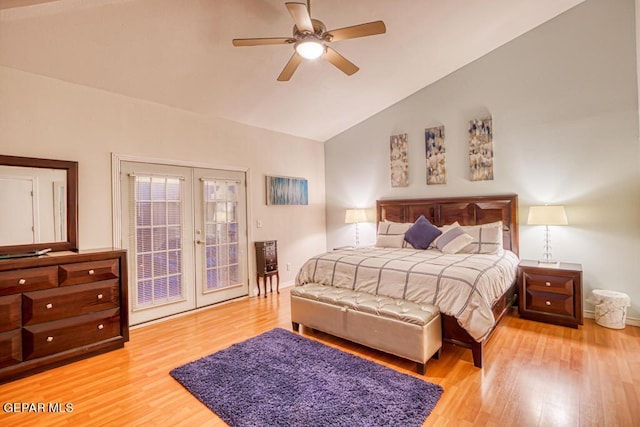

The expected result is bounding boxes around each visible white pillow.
[375,234,405,248]
[458,221,504,254]
[377,221,413,248]
[436,226,474,254]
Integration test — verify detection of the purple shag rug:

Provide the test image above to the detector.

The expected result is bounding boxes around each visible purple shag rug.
[170,328,443,427]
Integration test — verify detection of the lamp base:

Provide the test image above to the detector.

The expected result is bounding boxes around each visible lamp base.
[538,260,559,267]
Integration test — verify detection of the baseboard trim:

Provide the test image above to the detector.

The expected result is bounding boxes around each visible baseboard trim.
[583,310,640,327]
[131,296,249,330]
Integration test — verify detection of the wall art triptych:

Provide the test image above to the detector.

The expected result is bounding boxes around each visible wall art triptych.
[388,115,493,187]
[390,133,409,187]
[425,126,446,185]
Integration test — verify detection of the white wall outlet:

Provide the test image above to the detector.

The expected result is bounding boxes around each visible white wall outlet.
[256,219,263,228]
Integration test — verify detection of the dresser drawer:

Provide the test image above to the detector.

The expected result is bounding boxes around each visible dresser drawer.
[0,329,22,368]
[59,259,119,287]
[0,294,21,333]
[524,272,573,295]
[526,289,574,317]
[22,308,121,360]
[22,280,120,325]
[0,266,58,296]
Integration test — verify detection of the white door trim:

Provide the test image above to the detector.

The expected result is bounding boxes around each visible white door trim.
[112,153,253,249]
[111,153,257,323]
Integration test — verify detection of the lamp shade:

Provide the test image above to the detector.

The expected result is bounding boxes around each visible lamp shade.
[527,205,568,226]
[345,209,368,224]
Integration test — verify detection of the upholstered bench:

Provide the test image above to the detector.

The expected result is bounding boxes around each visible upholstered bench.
[291,283,442,374]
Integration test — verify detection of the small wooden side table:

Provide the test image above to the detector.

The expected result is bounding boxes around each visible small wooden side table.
[518,259,583,328]
[255,240,279,297]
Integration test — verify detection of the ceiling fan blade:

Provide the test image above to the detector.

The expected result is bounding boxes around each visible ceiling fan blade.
[326,20,386,42]
[323,47,359,76]
[277,52,304,81]
[232,37,294,47]
[286,2,314,33]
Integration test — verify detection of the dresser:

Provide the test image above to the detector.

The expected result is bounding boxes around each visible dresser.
[0,249,128,383]
[518,260,583,328]
[255,241,279,297]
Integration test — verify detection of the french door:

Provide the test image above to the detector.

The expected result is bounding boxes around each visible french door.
[120,161,248,325]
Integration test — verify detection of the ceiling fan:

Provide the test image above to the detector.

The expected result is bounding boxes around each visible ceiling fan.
[232,1,386,81]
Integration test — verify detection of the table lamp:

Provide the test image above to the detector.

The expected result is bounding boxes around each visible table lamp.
[527,205,568,265]
[345,209,368,247]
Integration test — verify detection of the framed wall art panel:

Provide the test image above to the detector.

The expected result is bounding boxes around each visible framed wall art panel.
[266,175,308,205]
[425,126,446,185]
[469,117,494,181]
[390,133,409,187]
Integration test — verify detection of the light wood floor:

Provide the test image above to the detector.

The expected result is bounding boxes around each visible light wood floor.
[1,287,639,426]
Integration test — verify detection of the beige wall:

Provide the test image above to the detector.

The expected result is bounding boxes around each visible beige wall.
[325,0,640,321]
[0,66,326,292]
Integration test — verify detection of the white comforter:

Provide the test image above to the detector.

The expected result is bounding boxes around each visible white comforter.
[295,247,519,341]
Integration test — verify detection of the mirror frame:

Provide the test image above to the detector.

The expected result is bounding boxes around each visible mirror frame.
[0,155,78,254]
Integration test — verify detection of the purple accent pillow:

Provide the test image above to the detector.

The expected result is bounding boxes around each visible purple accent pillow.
[403,215,442,249]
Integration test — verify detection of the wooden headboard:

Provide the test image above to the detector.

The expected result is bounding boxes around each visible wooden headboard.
[376,194,519,255]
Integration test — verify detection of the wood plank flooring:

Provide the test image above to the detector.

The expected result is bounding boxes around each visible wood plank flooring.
[1,287,639,426]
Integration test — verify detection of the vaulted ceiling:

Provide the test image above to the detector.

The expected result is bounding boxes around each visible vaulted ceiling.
[0,0,585,141]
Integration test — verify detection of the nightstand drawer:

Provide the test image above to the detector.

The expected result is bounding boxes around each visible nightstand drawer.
[523,272,574,295]
[526,290,574,317]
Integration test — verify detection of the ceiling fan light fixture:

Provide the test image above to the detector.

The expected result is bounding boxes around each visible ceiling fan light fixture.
[295,39,325,60]
[232,1,386,80]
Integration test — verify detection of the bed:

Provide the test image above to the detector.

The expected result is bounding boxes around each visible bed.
[294,194,519,368]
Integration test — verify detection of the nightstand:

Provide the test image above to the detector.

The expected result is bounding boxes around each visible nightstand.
[518,260,583,328]
[255,241,279,298]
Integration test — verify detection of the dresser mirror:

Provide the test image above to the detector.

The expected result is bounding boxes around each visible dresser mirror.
[0,155,78,255]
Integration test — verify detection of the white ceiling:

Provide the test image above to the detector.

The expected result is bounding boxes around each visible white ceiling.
[0,0,585,141]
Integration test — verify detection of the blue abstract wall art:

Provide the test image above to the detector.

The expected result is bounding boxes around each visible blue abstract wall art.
[266,176,308,205]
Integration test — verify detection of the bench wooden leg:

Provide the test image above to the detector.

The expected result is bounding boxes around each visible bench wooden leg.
[432,347,442,360]
[292,322,300,332]
[416,362,426,375]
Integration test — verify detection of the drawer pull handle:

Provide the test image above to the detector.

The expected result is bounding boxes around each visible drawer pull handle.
[545,281,551,287]
[97,324,104,330]
[18,279,26,285]
[88,269,95,275]
[46,303,53,309]
[97,294,103,300]
[545,300,552,306]
[46,336,54,343]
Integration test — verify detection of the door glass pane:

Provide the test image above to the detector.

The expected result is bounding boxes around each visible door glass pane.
[133,175,184,309]
[202,179,241,292]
